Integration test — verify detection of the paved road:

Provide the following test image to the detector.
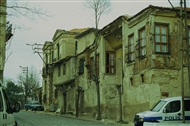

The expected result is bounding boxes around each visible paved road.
[14,110,113,126]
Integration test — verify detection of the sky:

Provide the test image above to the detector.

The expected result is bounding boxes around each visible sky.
[4,0,184,83]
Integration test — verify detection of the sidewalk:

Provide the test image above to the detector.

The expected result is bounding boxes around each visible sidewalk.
[36,110,134,126]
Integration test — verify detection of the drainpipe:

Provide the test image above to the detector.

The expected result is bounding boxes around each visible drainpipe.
[116,84,123,122]
[63,91,66,114]
[76,86,82,117]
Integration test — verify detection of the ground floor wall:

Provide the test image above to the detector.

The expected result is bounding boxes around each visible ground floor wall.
[122,69,190,122]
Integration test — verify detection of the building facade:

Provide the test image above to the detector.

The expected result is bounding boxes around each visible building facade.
[42,5,190,123]
[0,0,13,81]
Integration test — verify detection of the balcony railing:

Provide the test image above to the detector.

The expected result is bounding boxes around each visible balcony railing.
[6,22,13,42]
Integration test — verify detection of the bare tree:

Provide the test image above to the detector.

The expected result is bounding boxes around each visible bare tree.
[17,66,41,104]
[84,0,111,120]
[1,0,50,67]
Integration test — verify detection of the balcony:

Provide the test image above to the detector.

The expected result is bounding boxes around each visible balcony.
[6,22,13,42]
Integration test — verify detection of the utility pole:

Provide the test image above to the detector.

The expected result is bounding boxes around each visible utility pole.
[27,43,53,107]
[180,0,185,123]
[20,66,28,104]
[183,0,190,96]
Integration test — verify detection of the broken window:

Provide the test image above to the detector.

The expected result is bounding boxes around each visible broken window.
[141,74,144,83]
[78,58,85,75]
[130,77,134,86]
[106,52,116,74]
[155,24,169,53]
[63,63,66,75]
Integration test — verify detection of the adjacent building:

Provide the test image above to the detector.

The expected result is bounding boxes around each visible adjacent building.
[0,0,13,81]
[42,5,190,122]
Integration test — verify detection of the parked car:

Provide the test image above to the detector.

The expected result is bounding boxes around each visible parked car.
[134,96,190,126]
[0,81,20,126]
[25,100,44,111]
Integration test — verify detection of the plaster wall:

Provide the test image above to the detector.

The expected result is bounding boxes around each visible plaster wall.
[122,10,190,122]
[77,32,95,54]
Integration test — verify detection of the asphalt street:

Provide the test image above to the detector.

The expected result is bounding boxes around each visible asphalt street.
[14,110,114,126]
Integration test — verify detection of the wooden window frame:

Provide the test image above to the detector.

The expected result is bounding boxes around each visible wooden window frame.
[155,23,170,54]
[138,27,146,57]
[127,34,135,62]
[106,51,116,74]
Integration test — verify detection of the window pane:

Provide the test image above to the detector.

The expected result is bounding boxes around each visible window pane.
[185,100,190,111]
[156,44,160,52]
[162,35,166,43]
[141,48,146,56]
[156,26,160,34]
[156,35,160,42]
[111,67,114,73]
[162,45,167,52]
[162,26,166,34]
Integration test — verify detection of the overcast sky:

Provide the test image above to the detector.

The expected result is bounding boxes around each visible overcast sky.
[4,0,182,83]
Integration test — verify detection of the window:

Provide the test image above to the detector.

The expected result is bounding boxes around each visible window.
[0,91,3,112]
[63,63,66,75]
[96,54,99,76]
[141,74,144,83]
[46,53,48,64]
[2,89,12,113]
[78,58,85,75]
[155,24,169,53]
[185,100,190,111]
[165,100,180,113]
[57,43,60,59]
[58,65,61,77]
[127,34,135,62]
[130,77,133,86]
[106,52,116,74]
[75,41,78,54]
[51,51,54,62]
[54,89,58,98]
[138,27,146,57]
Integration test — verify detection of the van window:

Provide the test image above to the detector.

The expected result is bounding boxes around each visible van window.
[2,89,12,114]
[185,100,190,111]
[151,100,167,112]
[0,91,3,112]
[166,100,180,113]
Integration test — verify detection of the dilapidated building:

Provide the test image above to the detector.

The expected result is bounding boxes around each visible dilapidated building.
[42,5,190,123]
[122,5,190,121]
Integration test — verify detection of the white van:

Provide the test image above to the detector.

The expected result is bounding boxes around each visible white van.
[0,83,20,126]
[134,96,190,126]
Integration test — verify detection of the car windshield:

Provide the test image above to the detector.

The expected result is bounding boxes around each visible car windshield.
[151,100,167,112]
